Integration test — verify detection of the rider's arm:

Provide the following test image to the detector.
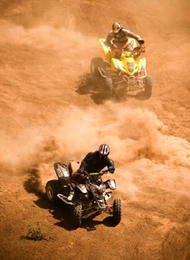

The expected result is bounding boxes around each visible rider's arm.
[122,29,142,43]
[104,32,114,47]
[80,152,94,169]
[107,158,114,167]
[106,158,115,173]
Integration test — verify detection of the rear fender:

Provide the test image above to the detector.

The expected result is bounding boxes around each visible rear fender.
[99,38,114,63]
[68,161,80,176]
[54,162,70,185]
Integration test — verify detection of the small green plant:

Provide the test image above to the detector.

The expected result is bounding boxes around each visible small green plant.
[21,222,53,241]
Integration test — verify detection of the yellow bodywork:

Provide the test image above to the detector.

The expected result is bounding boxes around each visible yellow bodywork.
[99,38,146,76]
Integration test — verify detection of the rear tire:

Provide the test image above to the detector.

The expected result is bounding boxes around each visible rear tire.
[46,180,61,204]
[91,57,104,77]
[73,204,82,227]
[105,77,113,98]
[113,199,122,224]
[144,75,153,99]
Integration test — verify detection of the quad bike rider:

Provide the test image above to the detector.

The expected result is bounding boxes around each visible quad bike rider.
[67,144,115,201]
[91,22,153,100]
[45,144,121,227]
[105,22,144,58]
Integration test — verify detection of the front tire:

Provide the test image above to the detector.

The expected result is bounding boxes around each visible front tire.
[46,180,61,204]
[114,84,127,101]
[73,204,82,227]
[91,57,104,77]
[105,77,113,98]
[113,199,122,224]
[144,75,153,99]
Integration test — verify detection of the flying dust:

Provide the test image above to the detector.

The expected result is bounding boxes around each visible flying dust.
[0,16,190,198]
[0,19,99,51]
[1,103,190,196]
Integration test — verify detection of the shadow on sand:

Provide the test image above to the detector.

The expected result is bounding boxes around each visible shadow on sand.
[75,73,151,104]
[34,196,117,231]
[24,175,117,231]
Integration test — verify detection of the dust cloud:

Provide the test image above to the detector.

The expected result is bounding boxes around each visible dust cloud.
[1,8,190,197]
[1,1,190,259]
[0,20,98,51]
[2,103,190,194]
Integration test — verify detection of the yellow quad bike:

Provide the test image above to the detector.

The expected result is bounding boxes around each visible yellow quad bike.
[90,38,153,100]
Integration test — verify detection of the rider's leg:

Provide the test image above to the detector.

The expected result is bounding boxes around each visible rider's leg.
[67,183,75,201]
[114,52,121,59]
[124,43,133,52]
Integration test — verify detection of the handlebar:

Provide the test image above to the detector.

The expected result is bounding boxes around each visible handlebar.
[111,48,124,53]
[98,169,110,176]
[82,169,110,178]
[133,46,145,53]
[80,168,114,179]
[77,169,114,184]
[110,44,145,54]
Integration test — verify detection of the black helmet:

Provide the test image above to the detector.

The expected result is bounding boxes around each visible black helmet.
[112,22,122,34]
[99,144,110,156]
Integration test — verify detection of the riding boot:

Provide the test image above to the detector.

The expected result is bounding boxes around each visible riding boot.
[67,183,75,201]
[67,190,74,201]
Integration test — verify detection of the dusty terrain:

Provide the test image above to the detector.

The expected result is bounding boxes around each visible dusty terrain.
[0,0,190,259]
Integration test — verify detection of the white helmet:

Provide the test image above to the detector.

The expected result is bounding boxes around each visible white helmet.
[99,144,110,156]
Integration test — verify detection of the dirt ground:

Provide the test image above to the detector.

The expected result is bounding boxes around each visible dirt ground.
[1,0,190,259]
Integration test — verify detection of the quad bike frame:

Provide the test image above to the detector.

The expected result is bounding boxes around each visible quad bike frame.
[91,38,153,100]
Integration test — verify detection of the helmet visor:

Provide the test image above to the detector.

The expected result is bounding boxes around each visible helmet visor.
[113,22,121,34]
[99,152,108,159]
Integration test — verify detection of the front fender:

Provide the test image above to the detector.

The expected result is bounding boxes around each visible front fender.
[111,58,125,72]
[136,58,146,71]
[105,179,116,190]
[99,38,115,63]
[76,184,88,194]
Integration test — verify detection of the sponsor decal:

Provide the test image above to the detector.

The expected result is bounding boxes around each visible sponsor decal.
[101,40,110,51]
[130,40,134,50]
[115,61,122,70]
[141,60,145,70]
[57,166,69,178]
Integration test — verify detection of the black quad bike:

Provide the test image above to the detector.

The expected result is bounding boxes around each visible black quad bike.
[45,160,122,227]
